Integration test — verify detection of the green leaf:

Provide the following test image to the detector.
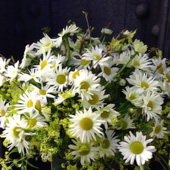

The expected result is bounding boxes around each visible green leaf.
[9,148,18,155]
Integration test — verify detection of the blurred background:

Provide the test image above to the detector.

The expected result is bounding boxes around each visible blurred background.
[0,0,169,61]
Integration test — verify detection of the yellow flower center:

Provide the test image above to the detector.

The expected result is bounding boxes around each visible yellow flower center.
[104,67,111,75]
[147,101,153,111]
[27,100,33,108]
[100,111,110,119]
[72,71,80,79]
[1,109,5,117]
[88,94,99,105]
[166,73,170,83]
[25,135,32,141]
[80,118,93,130]
[137,108,143,114]
[133,60,140,66]
[129,94,136,100]
[56,75,66,84]
[28,119,37,127]
[46,43,51,47]
[102,139,110,149]
[117,120,128,130]
[141,82,149,89]
[78,145,90,155]
[154,125,161,134]
[40,60,47,70]
[81,59,90,65]
[80,81,90,91]
[158,66,163,74]
[40,90,46,95]
[130,142,144,154]
[31,75,35,78]
[93,55,100,60]
[13,127,21,137]
[35,101,41,112]
[52,63,56,68]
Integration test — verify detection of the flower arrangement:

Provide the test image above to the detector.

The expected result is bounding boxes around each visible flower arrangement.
[0,15,170,170]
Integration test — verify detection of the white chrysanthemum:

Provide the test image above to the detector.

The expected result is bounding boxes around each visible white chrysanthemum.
[0,57,10,73]
[20,44,35,69]
[99,60,119,82]
[150,57,167,78]
[15,90,42,114]
[73,69,100,100]
[99,130,119,157]
[25,111,47,129]
[0,74,4,87]
[82,88,108,109]
[50,54,66,70]
[58,24,79,37]
[33,34,62,55]
[2,114,31,154]
[5,61,19,81]
[150,119,167,139]
[118,131,156,166]
[116,115,136,130]
[123,86,143,106]
[0,99,10,128]
[163,68,170,84]
[142,91,163,121]
[47,65,70,92]
[83,46,111,68]
[69,107,104,143]
[96,104,119,129]
[69,139,98,165]
[159,80,170,97]
[18,68,40,83]
[130,54,151,71]
[127,69,159,93]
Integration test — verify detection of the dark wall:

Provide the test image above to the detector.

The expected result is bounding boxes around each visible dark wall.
[0,0,169,60]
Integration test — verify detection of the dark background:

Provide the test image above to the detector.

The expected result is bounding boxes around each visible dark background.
[0,0,169,169]
[0,0,170,61]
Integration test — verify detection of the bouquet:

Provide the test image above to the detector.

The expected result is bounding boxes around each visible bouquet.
[0,16,170,170]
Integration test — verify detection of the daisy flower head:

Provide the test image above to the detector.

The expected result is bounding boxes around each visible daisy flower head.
[69,139,99,165]
[150,119,167,139]
[82,88,108,109]
[116,115,136,130]
[118,131,156,166]
[5,61,19,82]
[142,91,163,121]
[131,53,151,71]
[2,114,31,154]
[96,104,120,129]
[25,111,47,129]
[123,86,143,106]
[69,107,104,143]
[83,46,111,68]
[58,24,79,37]
[163,67,170,84]
[98,59,119,82]
[20,44,35,69]
[0,99,10,128]
[127,69,159,93]
[48,65,70,92]
[73,69,100,100]
[99,130,119,157]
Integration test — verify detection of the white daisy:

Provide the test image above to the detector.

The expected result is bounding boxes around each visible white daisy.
[5,61,19,81]
[116,115,136,130]
[127,69,159,93]
[142,91,163,121]
[0,99,10,128]
[118,131,156,166]
[69,139,98,165]
[2,114,31,154]
[0,57,10,73]
[99,130,119,157]
[150,119,167,139]
[96,104,120,129]
[69,107,104,143]
[73,69,100,100]
[83,46,111,68]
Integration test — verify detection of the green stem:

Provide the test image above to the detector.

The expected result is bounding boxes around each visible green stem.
[65,36,71,63]
[102,35,106,44]
[105,54,136,88]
